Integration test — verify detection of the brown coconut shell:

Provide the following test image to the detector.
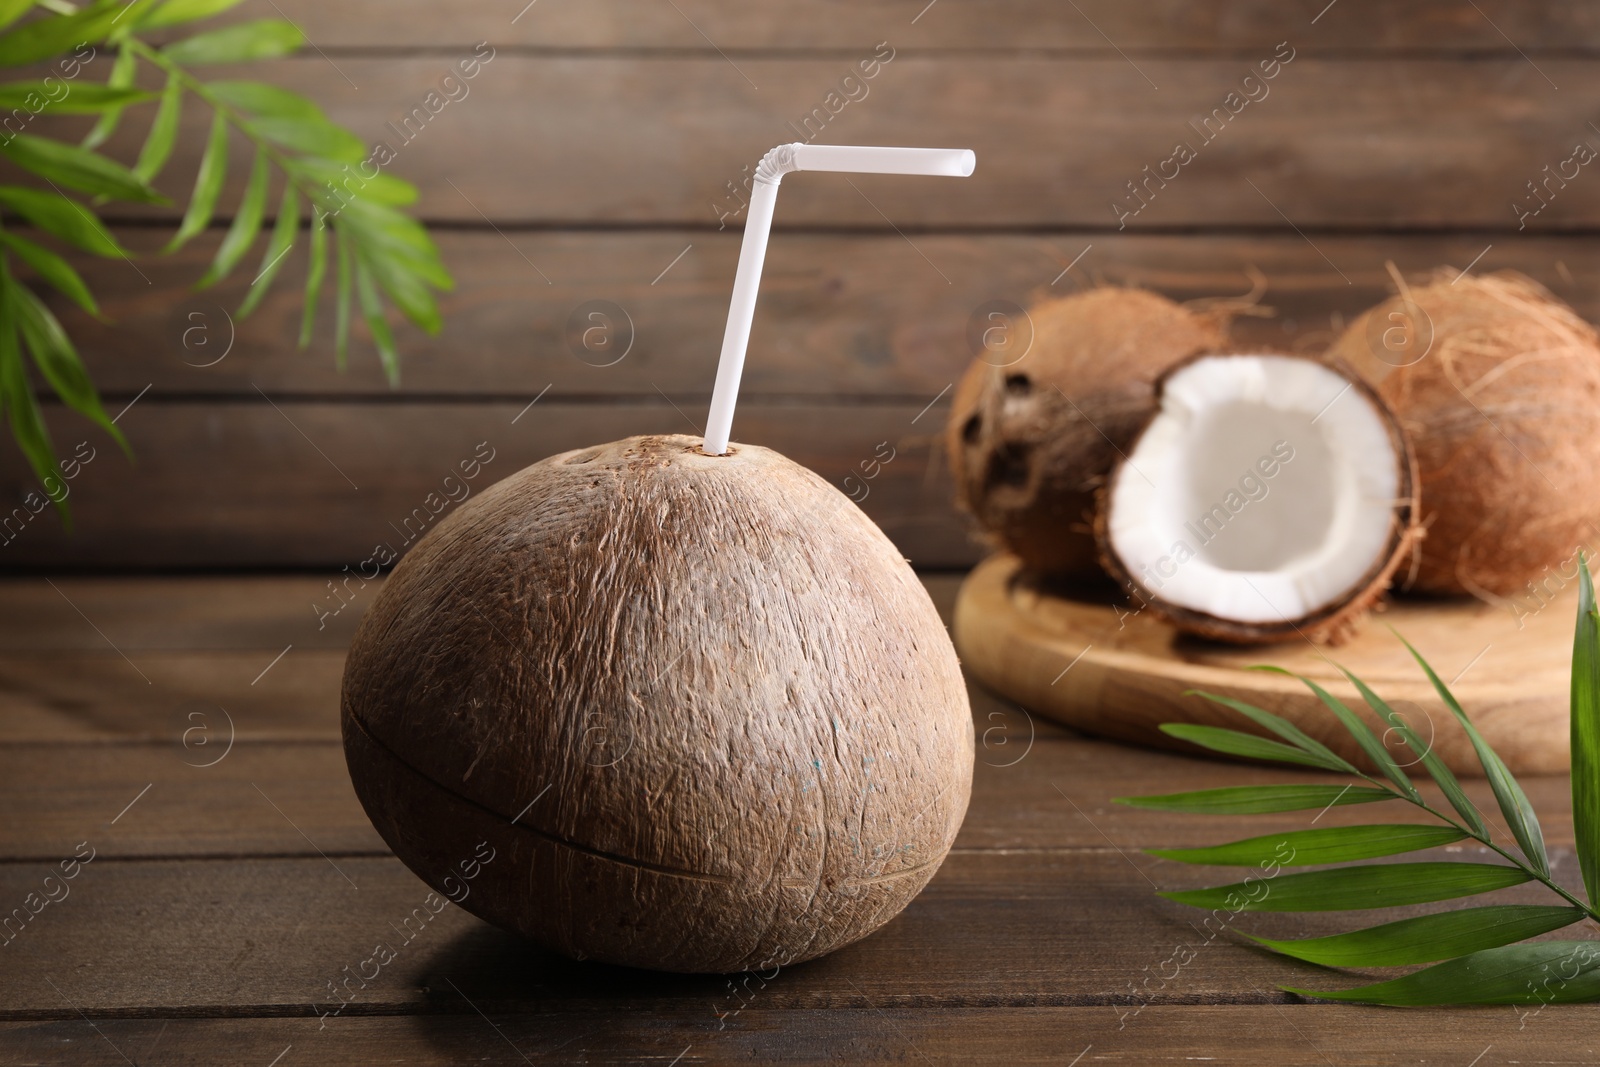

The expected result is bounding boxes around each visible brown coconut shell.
[341,434,973,974]
[946,287,1227,580]
[1328,270,1600,597]
[1094,353,1422,646]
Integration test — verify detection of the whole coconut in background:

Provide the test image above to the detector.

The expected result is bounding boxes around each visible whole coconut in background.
[946,287,1226,579]
[1328,270,1600,597]
[342,434,973,973]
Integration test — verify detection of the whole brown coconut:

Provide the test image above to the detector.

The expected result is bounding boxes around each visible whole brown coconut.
[946,287,1226,578]
[341,434,973,973]
[1328,270,1600,597]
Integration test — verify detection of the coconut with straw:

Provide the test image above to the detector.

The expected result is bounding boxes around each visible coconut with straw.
[340,145,979,973]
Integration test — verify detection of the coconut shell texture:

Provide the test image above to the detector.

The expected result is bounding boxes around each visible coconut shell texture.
[1094,354,1421,646]
[1329,271,1600,597]
[946,287,1226,579]
[341,434,973,973]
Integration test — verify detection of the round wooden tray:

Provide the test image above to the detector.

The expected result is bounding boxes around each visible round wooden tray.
[952,554,1571,777]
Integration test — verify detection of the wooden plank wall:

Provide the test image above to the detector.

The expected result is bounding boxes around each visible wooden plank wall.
[3,0,1598,569]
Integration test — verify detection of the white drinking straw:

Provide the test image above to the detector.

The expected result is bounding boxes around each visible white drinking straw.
[702,144,976,456]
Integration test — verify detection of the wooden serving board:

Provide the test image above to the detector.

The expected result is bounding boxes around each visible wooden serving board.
[952,554,1572,777]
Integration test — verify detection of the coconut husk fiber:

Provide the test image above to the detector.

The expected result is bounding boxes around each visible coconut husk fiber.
[1328,269,1600,598]
[946,287,1228,580]
[341,434,973,973]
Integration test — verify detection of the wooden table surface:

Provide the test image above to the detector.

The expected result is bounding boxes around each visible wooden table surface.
[2,572,1596,1066]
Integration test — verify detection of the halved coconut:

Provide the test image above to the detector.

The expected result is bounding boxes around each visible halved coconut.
[1097,353,1420,644]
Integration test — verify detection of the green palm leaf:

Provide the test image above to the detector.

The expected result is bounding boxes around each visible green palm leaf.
[1115,784,1395,815]
[0,230,97,314]
[1185,690,1357,773]
[335,198,449,288]
[1253,666,1418,799]
[1396,632,1550,878]
[1134,607,1600,1005]
[133,71,183,184]
[0,186,125,257]
[0,0,125,66]
[208,79,321,120]
[354,254,398,385]
[0,81,152,112]
[359,244,441,334]
[161,19,303,65]
[165,107,227,252]
[81,40,138,150]
[299,207,327,347]
[197,144,267,288]
[333,220,352,367]
[297,158,418,206]
[11,282,127,452]
[1342,668,1488,838]
[0,280,58,510]
[1573,558,1600,908]
[1251,905,1583,968]
[0,2,453,515]
[0,0,35,35]
[1287,941,1600,1005]
[1159,723,1348,771]
[249,115,363,162]
[1159,862,1529,912]
[237,184,296,318]
[1150,824,1464,867]
[138,0,248,30]
[0,133,164,203]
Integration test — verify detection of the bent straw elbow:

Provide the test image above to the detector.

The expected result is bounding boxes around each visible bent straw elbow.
[702,144,975,456]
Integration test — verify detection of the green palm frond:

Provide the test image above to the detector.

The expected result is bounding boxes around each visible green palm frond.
[1118,556,1600,1006]
[0,0,452,515]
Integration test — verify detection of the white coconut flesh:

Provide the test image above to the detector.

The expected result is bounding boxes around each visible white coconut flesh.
[1106,354,1401,625]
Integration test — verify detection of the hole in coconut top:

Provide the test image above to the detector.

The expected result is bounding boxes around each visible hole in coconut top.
[1004,373,1031,396]
[1172,400,1336,572]
[961,413,982,444]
